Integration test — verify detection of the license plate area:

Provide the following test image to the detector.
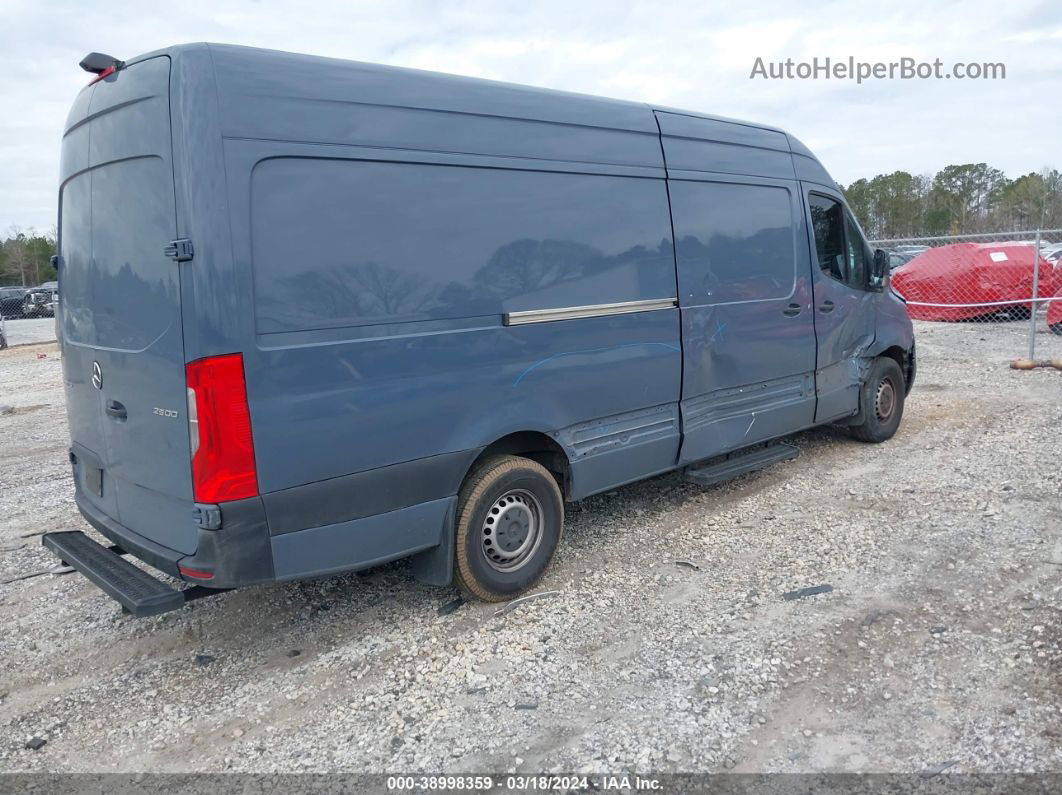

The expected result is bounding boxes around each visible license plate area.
[76,449,104,498]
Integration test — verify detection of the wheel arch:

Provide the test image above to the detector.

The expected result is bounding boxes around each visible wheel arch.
[875,343,915,395]
[463,431,572,499]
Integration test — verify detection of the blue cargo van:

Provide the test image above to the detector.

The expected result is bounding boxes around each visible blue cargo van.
[44,44,914,616]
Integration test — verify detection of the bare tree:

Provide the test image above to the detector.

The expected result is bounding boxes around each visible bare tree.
[5,226,30,287]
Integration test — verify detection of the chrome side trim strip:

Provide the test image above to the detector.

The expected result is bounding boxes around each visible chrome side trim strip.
[504,298,678,326]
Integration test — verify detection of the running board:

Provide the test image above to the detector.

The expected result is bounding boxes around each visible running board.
[42,531,223,617]
[685,442,799,487]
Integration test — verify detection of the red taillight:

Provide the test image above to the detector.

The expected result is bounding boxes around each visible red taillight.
[185,354,258,504]
[178,565,214,581]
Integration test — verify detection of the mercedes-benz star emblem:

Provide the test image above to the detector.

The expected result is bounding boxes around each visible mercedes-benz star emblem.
[91,361,102,390]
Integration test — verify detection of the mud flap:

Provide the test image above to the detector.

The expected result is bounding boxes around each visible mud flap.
[410,497,457,586]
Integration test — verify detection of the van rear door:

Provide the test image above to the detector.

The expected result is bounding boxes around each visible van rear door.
[59,56,196,555]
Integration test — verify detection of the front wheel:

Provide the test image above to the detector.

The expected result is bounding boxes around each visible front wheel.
[849,357,906,443]
[453,455,564,602]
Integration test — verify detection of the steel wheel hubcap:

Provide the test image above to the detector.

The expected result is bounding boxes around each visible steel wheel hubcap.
[875,377,896,422]
[481,489,543,572]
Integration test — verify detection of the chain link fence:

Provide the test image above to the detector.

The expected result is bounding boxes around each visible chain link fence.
[0,284,59,349]
[871,229,1062,360]
[0,313,58,349]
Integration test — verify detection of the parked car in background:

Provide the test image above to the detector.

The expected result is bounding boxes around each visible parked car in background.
[22,282,59,317]
[1041,244,1062,265]
[1048,286,1062,335]
[891,242,1060,321]
[0,286,28,318]
[886,249,916,271]
[1042,244,1062,331]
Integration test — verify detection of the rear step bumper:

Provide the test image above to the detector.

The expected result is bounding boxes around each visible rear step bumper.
[42,531,224,617]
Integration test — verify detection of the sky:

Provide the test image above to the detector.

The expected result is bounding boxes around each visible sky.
[2,0,1061,232]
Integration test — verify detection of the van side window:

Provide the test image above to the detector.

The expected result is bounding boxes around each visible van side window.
[670,181,796,305]
[809,194,846,283]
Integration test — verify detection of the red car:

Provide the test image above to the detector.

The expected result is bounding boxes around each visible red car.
[891,242,1060,321]
[1048,286,1062,334]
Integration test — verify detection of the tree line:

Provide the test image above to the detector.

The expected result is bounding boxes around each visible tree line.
[841,165,1062,242]
[0,228,57,287]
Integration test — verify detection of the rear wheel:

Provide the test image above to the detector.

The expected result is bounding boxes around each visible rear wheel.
[453,455,564,602]
[849,357,905,443]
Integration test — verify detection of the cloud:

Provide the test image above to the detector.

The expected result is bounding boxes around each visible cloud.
[1,0,1060,230]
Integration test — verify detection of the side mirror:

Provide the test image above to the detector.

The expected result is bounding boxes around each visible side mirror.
[870,249,889,290]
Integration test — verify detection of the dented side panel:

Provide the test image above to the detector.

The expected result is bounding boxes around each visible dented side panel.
[800,182,881,422]
[682,373,815,457]
[665,166,819,465]
[869,289,917,362]
[812,290,878,422]
[552,404,681,499]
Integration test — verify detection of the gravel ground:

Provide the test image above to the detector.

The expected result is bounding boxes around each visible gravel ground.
[0,320,1060,775]
[0,317,57,347]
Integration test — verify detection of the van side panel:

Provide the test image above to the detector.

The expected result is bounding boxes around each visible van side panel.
[787,133,837,187]
[656,112,817,463]
[218,130,681,553]
[248,158,675,336]
[207,44,662,168]
[557,403,681,497]
[180,45,685,582]
[669,174,817,462]
[271,497,456,581]
[655,111,797,181]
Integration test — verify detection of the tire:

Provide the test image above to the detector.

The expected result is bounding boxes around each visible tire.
[453,454,564,602]
[1050,323,1062,336]
[849,356,906,443]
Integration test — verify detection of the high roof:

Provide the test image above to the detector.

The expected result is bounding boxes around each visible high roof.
[76,43,835,186]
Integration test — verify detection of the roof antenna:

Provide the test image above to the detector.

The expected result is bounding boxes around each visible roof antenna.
[79,52,124,75]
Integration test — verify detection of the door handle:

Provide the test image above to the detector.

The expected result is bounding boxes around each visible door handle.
[818,299,835,313]
[783,303,802,317]
[105,400,127,420]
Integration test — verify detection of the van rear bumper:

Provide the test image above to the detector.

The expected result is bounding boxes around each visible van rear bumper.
[76,492,183,578]
[74,490,275,589]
